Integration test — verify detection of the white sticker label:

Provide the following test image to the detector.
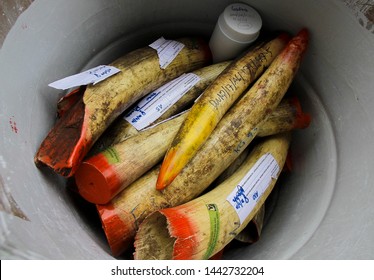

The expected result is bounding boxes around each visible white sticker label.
[124,73,200,130]
[149,37,185,69]
[48,65,121,90]
[226,153,280,225]
[141,109,189,132]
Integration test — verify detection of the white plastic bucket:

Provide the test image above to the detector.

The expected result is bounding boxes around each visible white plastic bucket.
[1,0,373,259]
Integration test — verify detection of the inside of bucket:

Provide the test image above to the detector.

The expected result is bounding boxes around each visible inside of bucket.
[1,0,351,260]
[55,23,336,259]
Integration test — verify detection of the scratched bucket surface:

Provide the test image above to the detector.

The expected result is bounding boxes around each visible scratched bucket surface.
[0,0,373,259]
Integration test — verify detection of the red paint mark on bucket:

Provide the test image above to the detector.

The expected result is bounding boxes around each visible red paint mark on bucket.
[9,116,18,134]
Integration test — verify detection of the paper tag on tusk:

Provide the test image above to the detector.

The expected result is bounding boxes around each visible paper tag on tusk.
[48,65,121,90]
[140,109,189,132]
[226,153,280,225]
[124,73,200,130]
[149,37,185,69]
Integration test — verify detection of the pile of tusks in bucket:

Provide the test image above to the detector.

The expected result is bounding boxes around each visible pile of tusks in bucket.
[34,28,310,259]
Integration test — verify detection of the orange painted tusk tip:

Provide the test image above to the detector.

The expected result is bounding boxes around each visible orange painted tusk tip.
[156,165,179,191]
[156,150,179,191]
[289,96,312,129]
[155,168,172,191]
[96,204,134,257]
[75,155,120,204]
[296,113,312,129]
[155,182,167,191]
[289,95,303,113]
[295,28,310,48]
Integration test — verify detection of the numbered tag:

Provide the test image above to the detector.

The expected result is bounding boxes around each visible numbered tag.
[48,65,121,90]
[226,153,280,224]
[149,37,185,69]
[124,73,200,130]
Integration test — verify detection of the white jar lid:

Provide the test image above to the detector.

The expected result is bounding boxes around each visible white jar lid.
[219,3,262,43]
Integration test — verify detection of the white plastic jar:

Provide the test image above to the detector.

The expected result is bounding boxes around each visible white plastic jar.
[209,2,262,62]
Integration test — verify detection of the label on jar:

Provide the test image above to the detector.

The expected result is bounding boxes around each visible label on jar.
[226,153,279,224]
[124,73,200,130]
[149,37,185,69]
[48,65,121,90]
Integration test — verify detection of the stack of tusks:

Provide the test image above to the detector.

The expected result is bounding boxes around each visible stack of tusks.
[133,29,309,260]
[34,29,310,259]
